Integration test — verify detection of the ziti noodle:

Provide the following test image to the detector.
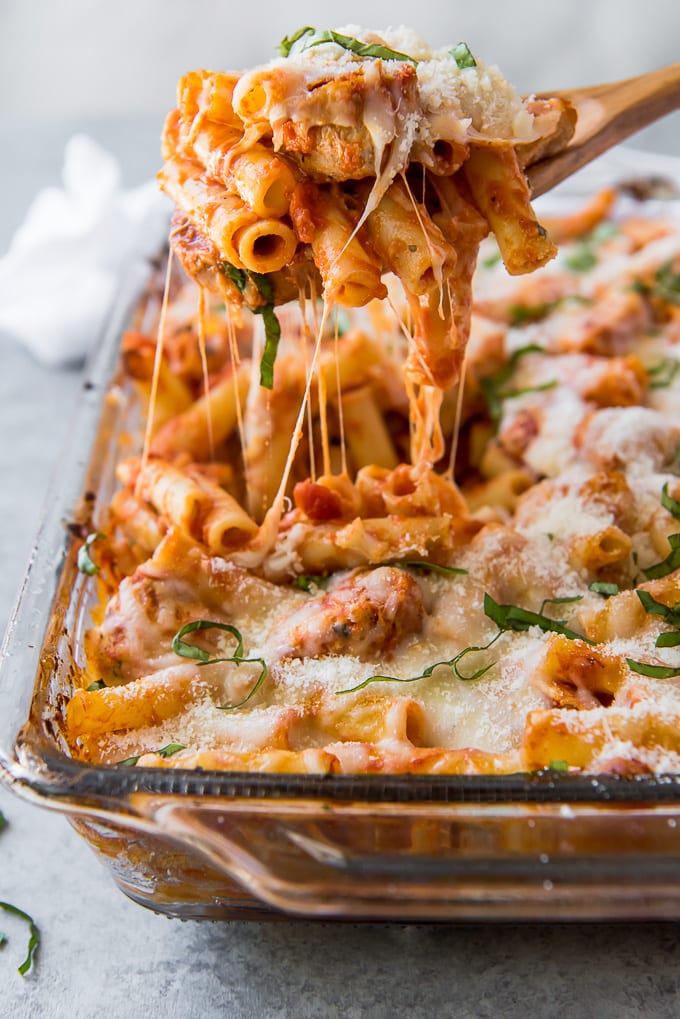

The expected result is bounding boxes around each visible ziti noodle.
[66,28,680,777]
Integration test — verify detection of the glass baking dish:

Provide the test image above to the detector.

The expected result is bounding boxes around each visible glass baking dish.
[4,149,680,923]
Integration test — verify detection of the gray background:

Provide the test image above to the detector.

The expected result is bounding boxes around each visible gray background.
[1,1,680,1016]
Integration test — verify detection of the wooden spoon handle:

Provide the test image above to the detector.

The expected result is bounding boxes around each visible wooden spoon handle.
[527,62,680,196]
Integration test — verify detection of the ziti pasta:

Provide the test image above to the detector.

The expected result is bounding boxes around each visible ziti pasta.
[65,29,680,777]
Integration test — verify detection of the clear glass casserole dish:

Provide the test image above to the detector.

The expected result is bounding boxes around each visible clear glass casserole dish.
[3,149,680,922]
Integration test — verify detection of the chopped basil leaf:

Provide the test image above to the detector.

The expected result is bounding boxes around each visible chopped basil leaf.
[173,619,245,661]
[630,278,650,297]
[277,25,315,57]
[656,631,680,648]
[303,29,417,65]
[590,222,619,243]
[119,743,186,766]
[482,249,502,269]
[635,588,680,626]
[548,759,570,772]
[156,743,186,758]
[483,592,590,642]
[220,265,282,388]
[508,303,556,326]
[336,633,500,695]
[0,902,39,976]
[653,260,680,306]
[86,679,106,691]
[538,595,583,615]
[221,262,248,295]
[507,295,593,325]
[257,304,282,389]
[499,379,558,402]
[631,261,680,307]
[293,573,330,592]
[589,581,619,598]
[249,271,274,305]
[77,532,105,576]
[172,620,268,709]
[662,482,680,520]
[626,658,680,679]
[642,533,680,580]
[565,244,597,273]
[479,343,544,425]
[216,658,268,710]
[389,560,468,577]
[647,359,680,389]
[449,42,476,69]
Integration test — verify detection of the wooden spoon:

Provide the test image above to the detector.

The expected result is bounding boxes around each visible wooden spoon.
[526,61,680,197]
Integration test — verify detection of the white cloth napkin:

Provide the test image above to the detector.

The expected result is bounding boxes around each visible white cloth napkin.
[0,135,171,365]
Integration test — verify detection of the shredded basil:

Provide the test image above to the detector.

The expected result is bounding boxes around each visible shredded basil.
[632,261,680,307]
[636,588,680,626]
[647,359,680,389]
[277,26,315,57]
[249,271,273,304]
[479,344,544,425]
[564,223,618,274]
[156,743,186,758]
[257,305,282,389]
[173,619,244,661]
[220,263,281,389]
[508,295,591,327]
[482,249,502,269]
[172,620,268,709]
[336,632,501,695]
[449,42,476,69]
[86,679,106,691]
[642,533,680,580]
[654,261,680,306]
[626,659,680,679]
[388,560,468,577]
[538,595,583,614]
[662,482,680,521]
[591,222,620,243]
[565,244,598,273]
[293,573,330,592]
[548,759,570,772]
[301,29,417,65]
[483,592,590,642]
[221,262,248,294]
[0,903,39,976]
[77,532,105,576]
[656,631,680,648]
[499,379,558,402]
[508,303,556,326]
[120,743,187,767]
[589,581,619,598]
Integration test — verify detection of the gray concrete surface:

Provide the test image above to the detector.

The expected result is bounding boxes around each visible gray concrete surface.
[3,112,680,1019]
